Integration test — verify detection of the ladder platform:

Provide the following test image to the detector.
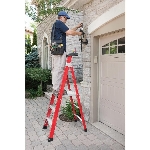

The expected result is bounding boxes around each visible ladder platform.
[67,52,78,56]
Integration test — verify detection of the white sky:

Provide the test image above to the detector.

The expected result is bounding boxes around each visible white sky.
[25,0,34,30]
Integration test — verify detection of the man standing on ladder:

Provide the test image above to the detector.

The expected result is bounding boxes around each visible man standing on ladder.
[51,11,83,96]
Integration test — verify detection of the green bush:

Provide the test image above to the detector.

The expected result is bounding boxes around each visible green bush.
[61,100,80,120]
[26,84,43,99]
[25,47,40,68]
[25,67,52,90]
[25,44,52,98]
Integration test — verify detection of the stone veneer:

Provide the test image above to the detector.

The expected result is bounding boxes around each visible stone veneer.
[37,0,124,122]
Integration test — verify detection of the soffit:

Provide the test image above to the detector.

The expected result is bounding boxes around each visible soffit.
[66,0,92,10]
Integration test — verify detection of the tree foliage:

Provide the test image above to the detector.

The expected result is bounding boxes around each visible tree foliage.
[25,35,32,54]
[25,47,40,68]
[32,29,37,46]
[25,0,79,23]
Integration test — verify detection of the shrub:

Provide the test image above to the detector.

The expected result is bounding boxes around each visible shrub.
[25,67,52,91]
[61,100,80,120]
[25,46,40,68]
[26,84,43,99]
[25,45,52,98]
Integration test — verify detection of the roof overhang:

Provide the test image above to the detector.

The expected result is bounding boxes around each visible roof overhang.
[88,0,125,34]
[65,0,92,10]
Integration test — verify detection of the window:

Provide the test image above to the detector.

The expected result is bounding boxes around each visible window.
[102,37,125,55]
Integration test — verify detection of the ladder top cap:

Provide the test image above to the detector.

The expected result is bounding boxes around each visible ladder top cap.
[67,53,78,57]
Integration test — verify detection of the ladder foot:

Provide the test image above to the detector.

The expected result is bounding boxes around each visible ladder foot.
[48,138,53,142]
[43,126,47,129]
[84,128,87,132]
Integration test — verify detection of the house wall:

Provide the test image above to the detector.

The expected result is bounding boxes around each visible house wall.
[37,12,84,82]
[78,0,124,121]
[36,0,124,122]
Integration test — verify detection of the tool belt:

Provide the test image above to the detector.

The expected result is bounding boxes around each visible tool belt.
[50,40,64,55]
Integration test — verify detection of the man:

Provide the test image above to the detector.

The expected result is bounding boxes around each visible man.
[51,11,83,96]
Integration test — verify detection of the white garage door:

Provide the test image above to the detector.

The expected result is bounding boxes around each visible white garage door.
[99,30,125,135]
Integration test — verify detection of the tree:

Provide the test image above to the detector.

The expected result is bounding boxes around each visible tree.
[32,29,37,46]
[25,34,32,54]
[25,0,78,23]
[30,22,37,31]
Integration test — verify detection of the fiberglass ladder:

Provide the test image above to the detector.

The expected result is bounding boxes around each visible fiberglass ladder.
[43,52,87,142]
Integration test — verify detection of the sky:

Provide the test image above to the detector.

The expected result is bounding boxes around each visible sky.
[25,0,34,30]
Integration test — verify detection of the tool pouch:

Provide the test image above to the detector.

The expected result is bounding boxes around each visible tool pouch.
[50,40,64,55]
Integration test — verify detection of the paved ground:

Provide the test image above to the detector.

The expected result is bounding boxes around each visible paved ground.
[25,96,125,150]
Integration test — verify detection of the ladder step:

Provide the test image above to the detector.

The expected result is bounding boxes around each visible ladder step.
[74,114,82,122]
[46,118,52,126]
[49,105,55,112]
[74,104,79,109]
[67,91,76,96]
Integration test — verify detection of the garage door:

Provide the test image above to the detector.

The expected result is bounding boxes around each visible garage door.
[99,30,125,135]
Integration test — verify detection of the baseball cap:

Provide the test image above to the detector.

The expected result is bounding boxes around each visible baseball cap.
[58,11,70,19]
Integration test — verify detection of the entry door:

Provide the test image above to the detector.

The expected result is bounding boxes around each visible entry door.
[99,30,125,134]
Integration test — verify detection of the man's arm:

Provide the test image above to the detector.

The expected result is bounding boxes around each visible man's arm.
[71,26,78,31]
[66,30,82,36]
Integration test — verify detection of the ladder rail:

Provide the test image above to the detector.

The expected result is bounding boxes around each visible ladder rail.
[43,94,55,128]
[43,55,87,142]
[70,66,87,131]
[49,66,69,139]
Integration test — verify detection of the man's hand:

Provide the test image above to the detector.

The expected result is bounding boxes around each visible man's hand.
[79,32,83,36]
[72,23,83,31]
[76,23,83,29]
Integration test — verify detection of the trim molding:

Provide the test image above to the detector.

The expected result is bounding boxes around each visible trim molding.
[41,32,50,69]
[88,0,125,34]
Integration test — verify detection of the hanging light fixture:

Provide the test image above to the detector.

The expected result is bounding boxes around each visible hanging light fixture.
[78,24,88,51]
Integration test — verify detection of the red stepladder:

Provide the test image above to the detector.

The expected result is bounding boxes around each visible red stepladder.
[43,52,87,142]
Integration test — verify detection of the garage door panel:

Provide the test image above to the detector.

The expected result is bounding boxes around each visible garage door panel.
[101,84,108,100]
[100,105,125,134]
[100,97,124,114]
[118,62,125,80]
[101,84,124,114]
[99,31,125,135]
[101,62,107,78]
[107,62,117,79]
[107,85,114,102]
[114,86,125,107]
